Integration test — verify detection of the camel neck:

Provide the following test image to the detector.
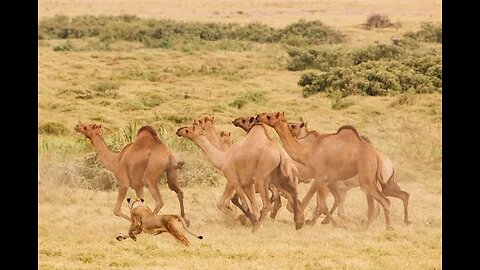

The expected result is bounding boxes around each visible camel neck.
[90,134,118,172]
[274,120,309,164]
[192,135,226,170]
[204,126,224,151]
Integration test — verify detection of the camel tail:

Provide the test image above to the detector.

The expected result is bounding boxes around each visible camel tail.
[279,147,299,187]
[178,216,203,239]
[375,155,386,189]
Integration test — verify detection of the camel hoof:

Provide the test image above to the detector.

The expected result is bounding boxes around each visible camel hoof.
[251,223,260,233]
[321,218,330,225]
[115,234,123,241]
[404,219,412,225]
[305,219,318,226]
[130,235,137,241]
[238,214,247,225]
[387,226,394,231]
[295,221,305,230]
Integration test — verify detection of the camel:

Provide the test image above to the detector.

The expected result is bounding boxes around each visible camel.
[195,116,287,220]
[74,123,187,224]
[176,123,303,231]
[256,112,394,230]
[288,121,411,224]
[219,131,232,150]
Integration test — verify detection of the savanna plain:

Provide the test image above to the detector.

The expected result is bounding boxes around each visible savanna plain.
[38,0,442,269]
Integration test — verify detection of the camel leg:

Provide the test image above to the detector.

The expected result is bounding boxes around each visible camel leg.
[113,172,131,222]
[365,194,376,229]
[362,181,392,230]
[256,175,273,223]
[216,181,236,216]
[243,184,258,219]
[306,191,322,225]
[166,167,186,223]
[144,175,164,215]
[269,185,282,219]
[382,183,411,224]
[337,187,348,218]
[133,187,145,200]
[275,171,303,229]
[234,183,259,232]
[304,177,339,228]
[319,181,343,225]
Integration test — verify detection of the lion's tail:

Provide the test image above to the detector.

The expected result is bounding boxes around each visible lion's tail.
[178,216,203,240]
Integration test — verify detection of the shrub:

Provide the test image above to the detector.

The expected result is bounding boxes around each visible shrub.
[404,22,442,43]
[38,122,69,135]
[287,48,350,71]
[299,60,440,97]
[38,15,345,47]
[365,14,394,30]
[351,44,401,65]
[229,91,266,109]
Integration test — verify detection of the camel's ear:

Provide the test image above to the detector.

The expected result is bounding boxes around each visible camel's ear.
[227,132,231,136]
[300,123,305,128]
[140,199,144,203]
[249,117,254,123]
[280,112,285,117]
[176,161,185,169]
[274,112,280,118]
[127,198,131,203]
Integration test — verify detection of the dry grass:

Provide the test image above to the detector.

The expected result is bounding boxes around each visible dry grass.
[38,0,441,269]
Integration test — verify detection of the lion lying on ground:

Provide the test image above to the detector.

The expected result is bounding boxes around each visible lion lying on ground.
[116,198,203,246]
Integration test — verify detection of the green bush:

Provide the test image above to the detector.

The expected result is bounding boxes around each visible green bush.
[287,48,350,71]
[404,22,442,43]
[299,60,440,97]
[38,15,344,47]
[351,44,401,65]
[229,91,266,109]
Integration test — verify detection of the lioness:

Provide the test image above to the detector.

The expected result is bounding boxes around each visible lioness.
[116,198,203,246]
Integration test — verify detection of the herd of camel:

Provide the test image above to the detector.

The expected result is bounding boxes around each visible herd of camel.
[74,112,411,233]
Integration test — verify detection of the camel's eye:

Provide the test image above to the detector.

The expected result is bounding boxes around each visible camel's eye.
[84,127,87,130]
[267,115,271,119]
[186,130,189,133]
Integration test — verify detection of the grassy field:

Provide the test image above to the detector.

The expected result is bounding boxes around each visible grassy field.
[38,0,442,269]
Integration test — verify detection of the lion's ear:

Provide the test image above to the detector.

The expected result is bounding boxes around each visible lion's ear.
[127,198,131,203]
[140,198,144,203]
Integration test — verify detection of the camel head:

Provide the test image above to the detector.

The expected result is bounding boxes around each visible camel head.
[176,124,206,139]
[288,122,308,139]
[194,116,215,130]
[255,112,286,127]
[74,123,103,139]
[232,116,258,132]
[219,131,231,146]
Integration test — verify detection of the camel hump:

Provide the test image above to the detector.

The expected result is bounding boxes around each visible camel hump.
[336,125,364,141]
[137,126,162,143]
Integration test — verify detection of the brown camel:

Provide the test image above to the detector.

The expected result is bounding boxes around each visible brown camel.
[196,116,287,220]
[176,124,303,231]
[257,112,394,230]
[74,123,187,224]
[288,121,411,225]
